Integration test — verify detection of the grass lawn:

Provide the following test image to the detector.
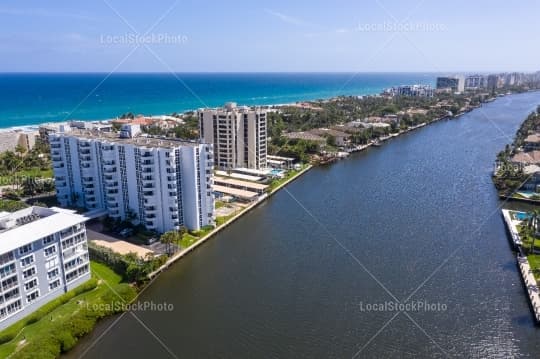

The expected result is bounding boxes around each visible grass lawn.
[215,200,226,209]
[0,261,121,358]
[528,255,540,282]
[216,213,237,226]
[179,233,199,248]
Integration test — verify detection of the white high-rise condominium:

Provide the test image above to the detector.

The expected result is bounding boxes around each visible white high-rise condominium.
[50,128,214,232]
[198,102,267,170]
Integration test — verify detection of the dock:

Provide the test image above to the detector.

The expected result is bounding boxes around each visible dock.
[501,209,523,248]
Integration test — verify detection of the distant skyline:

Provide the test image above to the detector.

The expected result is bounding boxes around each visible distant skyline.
[1,0,539,73]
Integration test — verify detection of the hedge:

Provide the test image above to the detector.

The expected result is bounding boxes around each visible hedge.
[8,283,136,358]
[0,278,98,345]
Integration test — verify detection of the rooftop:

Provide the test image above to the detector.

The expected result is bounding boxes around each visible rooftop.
[213,185,259,200]
[52,129,203,149]
[0,207,87,254]
[511,150,540,164]
[525,134,540,144]
[214,176,268,191]
[283,131,326,142]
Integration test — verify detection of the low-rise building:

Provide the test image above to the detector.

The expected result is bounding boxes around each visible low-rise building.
[0,206,90,330]
[524,134,540,151]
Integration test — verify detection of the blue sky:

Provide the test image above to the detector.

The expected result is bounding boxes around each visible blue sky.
[0,0,539,72]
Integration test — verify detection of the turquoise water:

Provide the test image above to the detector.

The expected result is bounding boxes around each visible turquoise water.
[0,73,437,128]
[514,211,530,221]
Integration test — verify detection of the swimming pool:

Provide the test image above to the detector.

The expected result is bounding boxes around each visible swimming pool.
[514,212,530,221]
[270,169,285,176]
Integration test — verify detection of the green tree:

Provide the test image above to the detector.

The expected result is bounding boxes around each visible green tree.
[160,231,180,256]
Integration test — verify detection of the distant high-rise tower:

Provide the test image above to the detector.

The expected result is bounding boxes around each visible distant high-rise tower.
[198,103,267,170]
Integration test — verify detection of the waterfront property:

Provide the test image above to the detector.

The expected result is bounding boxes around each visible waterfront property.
[198,102,268,170]
[0,206,90,330]
[436,76,465,93]
[50,126,214,232]
[501,209,540,322]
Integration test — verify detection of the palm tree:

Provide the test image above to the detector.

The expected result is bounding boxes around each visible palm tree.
[160,231,179,256]
[526,209,540,253]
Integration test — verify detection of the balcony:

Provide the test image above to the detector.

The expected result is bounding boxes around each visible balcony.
[63,244,88,260]
[105,179,118,187]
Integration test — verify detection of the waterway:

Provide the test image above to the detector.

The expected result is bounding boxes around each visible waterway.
[69,92,540,358]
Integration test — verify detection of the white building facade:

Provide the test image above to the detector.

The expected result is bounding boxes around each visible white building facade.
[0,206,90,330]
[50,131,214,232]
[198,103,267,170]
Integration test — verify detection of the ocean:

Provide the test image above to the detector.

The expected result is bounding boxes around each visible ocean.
[0,73,437,129]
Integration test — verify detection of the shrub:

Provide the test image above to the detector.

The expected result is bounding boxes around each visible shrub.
[0,278,98,345]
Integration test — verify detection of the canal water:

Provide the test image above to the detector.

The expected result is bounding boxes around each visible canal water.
[69,92,540,358]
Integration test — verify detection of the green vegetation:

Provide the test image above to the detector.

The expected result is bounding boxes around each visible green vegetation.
[266,93,488,162]
[0,143,52,188]
[141,114,199,140]
[493,106,540,195]
[0,262,136,359]
[88,243,167,284]
[0,199,29,212]
[518,210,540,254]
[528,254,540,281]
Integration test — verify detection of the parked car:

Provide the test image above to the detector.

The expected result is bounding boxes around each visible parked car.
[146,237,158,245]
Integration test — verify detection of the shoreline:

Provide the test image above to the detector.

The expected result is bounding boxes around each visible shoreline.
[144,91,509,278]
[4,86,530,133]
[501,209,540,323]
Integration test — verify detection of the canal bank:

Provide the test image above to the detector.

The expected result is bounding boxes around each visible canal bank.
[501,209,540,323]
[67,92,540,359]
[148,164,313,279]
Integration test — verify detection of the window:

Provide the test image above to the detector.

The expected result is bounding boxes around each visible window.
[47,268,59,280]
[45,257,59,270]
[26,290,39,303]
[42,235,55,246]
[44,245,57,257]
[19,244,32,255]
[20,255,34,267]
[49,279,61,291]
[22,267,36,279]
[24,278,38,291]
[4,288,19,301]
[0,263,15,279]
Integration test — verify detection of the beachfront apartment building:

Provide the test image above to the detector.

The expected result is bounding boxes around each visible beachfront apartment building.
[198,102,267,170]
[0,206,90,330]
[385,84,434,97]
[464,75,486,90]
[436,76,465,93]
[50,128,214,232]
